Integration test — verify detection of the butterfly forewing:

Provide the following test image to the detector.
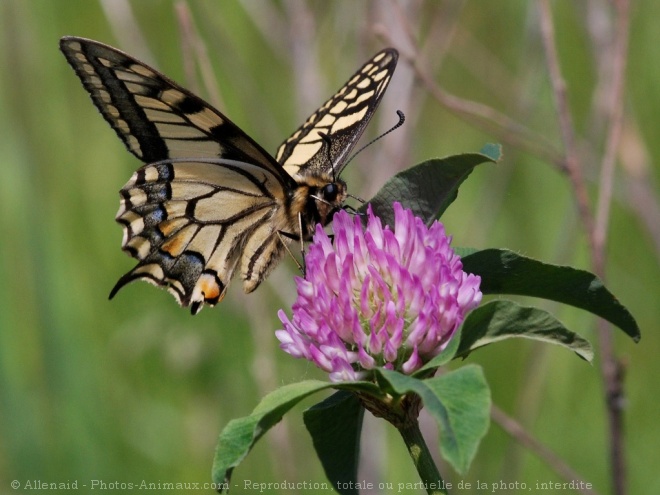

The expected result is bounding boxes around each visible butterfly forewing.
[276,48,398,178]
[60,37,290,183]
[61,36,397,314]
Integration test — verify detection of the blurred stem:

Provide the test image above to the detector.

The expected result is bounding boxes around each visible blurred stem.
[538,0,596,253]
[592,1,631,494]
[491,405,600,495]
[399,46,563,169]
[538,1,631,494]
[398,420,448,495]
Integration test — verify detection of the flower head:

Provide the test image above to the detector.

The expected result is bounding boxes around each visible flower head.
[276,203,482,382]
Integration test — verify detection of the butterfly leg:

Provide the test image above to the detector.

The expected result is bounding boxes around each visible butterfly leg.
[276,230,305,275]
[342,204,364,214]
[296,212,308,277]
[341,203,367,224]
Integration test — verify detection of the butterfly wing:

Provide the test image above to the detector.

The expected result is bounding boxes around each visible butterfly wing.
[60,36,292,177]
[112,159,292,314]
[275,48,398,178]
[60,37,296,313]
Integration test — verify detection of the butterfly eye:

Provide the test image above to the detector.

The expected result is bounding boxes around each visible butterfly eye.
[322,183,339,202]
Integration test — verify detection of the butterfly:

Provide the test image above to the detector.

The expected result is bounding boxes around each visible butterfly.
[60,36,398,314]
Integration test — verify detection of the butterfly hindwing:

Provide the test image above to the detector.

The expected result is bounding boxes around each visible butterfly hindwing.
[276,48,398,178]
[111,159,291,313]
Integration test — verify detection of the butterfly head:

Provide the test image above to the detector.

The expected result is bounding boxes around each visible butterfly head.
[291,172,347,239]
[316,178,348,224]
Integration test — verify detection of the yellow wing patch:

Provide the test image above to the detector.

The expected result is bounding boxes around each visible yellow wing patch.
[276,48,398,177]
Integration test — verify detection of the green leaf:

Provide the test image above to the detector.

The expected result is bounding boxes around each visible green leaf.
[458,300,594,361]
[303,392,365,495]
[212,380,378,491]
[361,145,501,227]
[377,367,490,474]
[212,380,329,489]
[461,248,640,342]
[425,367,491,473]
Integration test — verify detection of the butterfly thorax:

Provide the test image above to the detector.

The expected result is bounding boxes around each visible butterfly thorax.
[290,172,347,240]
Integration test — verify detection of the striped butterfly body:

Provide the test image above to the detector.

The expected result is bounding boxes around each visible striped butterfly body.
[60,36,398,314]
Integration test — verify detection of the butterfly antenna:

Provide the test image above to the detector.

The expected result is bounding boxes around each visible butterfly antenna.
[345,110,405,167]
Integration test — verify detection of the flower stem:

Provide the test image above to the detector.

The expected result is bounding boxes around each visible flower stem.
[398,419,448,495]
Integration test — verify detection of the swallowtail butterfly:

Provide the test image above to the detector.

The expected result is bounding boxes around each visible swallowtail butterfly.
[60,36,398,314]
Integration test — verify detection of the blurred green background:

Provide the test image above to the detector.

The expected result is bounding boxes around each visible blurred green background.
[0,1,657,494]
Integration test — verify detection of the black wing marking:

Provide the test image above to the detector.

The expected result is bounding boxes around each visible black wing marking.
[60,36,296,189]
